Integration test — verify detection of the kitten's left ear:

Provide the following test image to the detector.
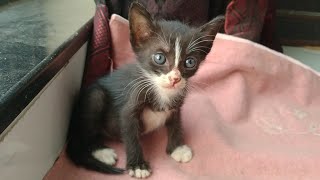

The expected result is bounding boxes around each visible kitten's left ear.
[199,15,225,39]
[129,2,155,49]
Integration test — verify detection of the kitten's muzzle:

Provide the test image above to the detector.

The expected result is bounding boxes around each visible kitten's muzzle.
[169,76,181,85]
[168,69,181,86]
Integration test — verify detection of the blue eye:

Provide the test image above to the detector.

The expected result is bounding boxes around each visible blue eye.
[185,57,197,68]
[153,53,166,65]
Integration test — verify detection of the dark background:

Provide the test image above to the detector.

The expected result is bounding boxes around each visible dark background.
[276,0,320,46]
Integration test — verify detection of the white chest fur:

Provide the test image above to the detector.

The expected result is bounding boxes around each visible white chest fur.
[141,107,172,134]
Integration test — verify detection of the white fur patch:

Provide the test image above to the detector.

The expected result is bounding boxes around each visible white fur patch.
[129,168,151,178]
[147,72,186,107]
[138,64,186,108]
[170,145,193,163]
[174,37,181,67]
[92,148,117,165]
[142,107,172,133]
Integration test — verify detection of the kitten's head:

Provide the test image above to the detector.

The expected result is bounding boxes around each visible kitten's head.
[128,2,224,101]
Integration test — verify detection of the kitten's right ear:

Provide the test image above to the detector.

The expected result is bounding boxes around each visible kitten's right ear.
[129,2,155,48]
[199,15,225,39]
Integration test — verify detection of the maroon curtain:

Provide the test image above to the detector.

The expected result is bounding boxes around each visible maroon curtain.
[82,1,113,87]
[225,0,282,52]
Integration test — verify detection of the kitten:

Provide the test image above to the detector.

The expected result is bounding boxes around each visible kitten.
[66,2,224,179]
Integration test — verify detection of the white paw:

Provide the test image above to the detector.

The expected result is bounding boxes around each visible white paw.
[170,145,193,163]
[92,148,117,165]
[128,168,151,179]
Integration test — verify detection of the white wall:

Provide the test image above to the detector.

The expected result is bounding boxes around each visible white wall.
[0,43,87,180]
[283,46,320,72]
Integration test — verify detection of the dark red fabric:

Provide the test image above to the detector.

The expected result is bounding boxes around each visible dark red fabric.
[82,2,112,87]
[225,0,282,52]
[225,0,267,42]
[260,0,283,52]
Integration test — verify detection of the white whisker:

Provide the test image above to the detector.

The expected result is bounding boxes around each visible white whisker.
[150,30,168,46]
[144,87,152,102]
[126,80,151,99]
[191,45,211,49]
[189,39,214,50]
[186,84,207,96]
[189,48,208,54]
[135,83,152,103]
[188,34,215,50]
[160,26,169,46]
[121,77,145,95]
[187,33,196,50]
[168,31,174,46]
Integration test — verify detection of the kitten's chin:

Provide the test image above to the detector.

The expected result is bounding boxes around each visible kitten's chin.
[161,81,186,91]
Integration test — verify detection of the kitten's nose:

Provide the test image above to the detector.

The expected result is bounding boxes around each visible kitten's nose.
[169,69,181,85]
[170,76,181,84]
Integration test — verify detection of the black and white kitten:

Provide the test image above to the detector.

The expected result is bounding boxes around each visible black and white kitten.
[66,2,224,179]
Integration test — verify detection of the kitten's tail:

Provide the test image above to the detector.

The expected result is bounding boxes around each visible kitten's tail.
[65,138,125,174]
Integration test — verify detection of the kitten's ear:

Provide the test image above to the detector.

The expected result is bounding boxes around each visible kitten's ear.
[129,2,155,48]
[199,15,225,39]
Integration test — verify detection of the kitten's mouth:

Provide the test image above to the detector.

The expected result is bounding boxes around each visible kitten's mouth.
[163,82,181,89]
[164,85,175,89]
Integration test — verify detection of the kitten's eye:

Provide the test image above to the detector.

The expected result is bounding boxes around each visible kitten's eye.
[152,53,166,65]
[184,57,197,68]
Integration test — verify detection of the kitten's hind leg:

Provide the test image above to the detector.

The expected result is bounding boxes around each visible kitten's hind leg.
[66,134,124,174]
[92,147,118,166]
[66,84,124,174]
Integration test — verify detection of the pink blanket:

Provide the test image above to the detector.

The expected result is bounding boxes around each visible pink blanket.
[45,15,320,180]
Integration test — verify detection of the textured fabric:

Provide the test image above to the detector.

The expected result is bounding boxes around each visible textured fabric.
[225,0,267,42]
[224,0,282,52]
[82,1,113,87]
[45,15,320,180]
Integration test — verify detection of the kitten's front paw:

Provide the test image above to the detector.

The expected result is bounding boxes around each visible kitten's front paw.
[170,145,193,163]
[128,163,151,178]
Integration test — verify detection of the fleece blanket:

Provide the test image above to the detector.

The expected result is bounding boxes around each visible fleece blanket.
[44,15,320,180]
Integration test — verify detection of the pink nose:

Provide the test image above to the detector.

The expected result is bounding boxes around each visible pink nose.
[170,76,181,84]
[169,69,181,85]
